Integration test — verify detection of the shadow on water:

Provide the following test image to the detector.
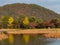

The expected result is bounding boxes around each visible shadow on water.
[0,34,57,45]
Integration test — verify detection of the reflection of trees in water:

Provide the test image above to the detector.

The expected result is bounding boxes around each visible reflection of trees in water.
[0,34,55,45]
[0,39,9,45]
[14,34,52,45]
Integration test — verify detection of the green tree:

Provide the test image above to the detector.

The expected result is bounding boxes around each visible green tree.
[17,15,26,28]
[36,18,44,24]
[28,16,37,28]
[29,16,36,22]
[1,15,10,28]
[2,16,9,24]
[35,18,44,28]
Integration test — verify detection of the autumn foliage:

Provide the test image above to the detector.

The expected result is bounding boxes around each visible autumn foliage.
[0,15,60,29]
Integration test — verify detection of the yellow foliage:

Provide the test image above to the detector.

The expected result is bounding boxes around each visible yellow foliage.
[8,34,14,44]
[23,16,29,25]
[23,34,30,44]
[8,17,14,24]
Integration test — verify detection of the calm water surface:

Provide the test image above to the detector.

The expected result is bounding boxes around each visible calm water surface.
[0,35,60,45]
[47,38,60,45]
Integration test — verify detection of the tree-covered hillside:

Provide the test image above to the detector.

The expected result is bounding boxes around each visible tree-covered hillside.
[0,3,60,21]
[0,3,60,29]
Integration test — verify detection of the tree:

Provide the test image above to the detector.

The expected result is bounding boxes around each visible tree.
[2,16,9,24]
[50,18,60,28]
[28,16,37,29]
[22,16,30,44]
[21,16,30,29]
[23,16,29,25]
[29,16,36,22]
[1,15,10,28]
[36,18,43,24]
[8,17,14,25]
[17,15,25,28]
[35,19,44,28]
[8,16,14,28]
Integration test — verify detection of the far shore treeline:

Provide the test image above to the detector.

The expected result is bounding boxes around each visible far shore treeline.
[0,15,60,29]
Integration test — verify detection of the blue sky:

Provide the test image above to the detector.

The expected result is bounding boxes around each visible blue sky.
[0,0,60,14]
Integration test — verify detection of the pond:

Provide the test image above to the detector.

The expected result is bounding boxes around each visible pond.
[0,34,60,45]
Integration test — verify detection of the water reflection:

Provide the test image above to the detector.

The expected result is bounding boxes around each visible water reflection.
[13,34,53,45]
[0,34,60,45]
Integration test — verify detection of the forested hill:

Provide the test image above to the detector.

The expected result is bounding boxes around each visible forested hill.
[0,3,60,21]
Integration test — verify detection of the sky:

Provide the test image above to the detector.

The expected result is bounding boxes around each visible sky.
[0,0,60,14]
